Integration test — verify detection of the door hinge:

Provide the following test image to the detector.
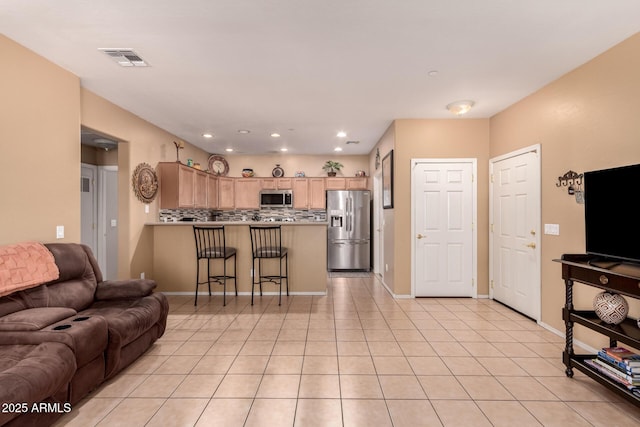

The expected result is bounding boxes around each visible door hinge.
[471,174,474,183]
[490,280,494,289]
[490,174,494,183]
[472,278,475,288]
[490,223,494,232]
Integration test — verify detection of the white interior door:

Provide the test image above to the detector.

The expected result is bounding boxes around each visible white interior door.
[490,146,540,320]
[99,166,118,280]
[412,160,476,297]
[81,164,97,255]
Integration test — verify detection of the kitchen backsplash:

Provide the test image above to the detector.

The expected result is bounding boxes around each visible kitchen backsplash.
[159,208,327,222]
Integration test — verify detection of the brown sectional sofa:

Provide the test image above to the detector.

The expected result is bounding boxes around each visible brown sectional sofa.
[0,243,169,426]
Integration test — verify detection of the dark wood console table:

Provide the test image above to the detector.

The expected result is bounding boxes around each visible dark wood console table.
[555,254,640,406]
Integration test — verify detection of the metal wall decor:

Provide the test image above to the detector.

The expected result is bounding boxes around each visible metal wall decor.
[556,170,584,203]
[132,163,159,203]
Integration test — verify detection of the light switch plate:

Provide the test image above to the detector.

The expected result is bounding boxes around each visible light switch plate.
[56,225,64,239]
[544,224,560,235]
[110,219,117,227]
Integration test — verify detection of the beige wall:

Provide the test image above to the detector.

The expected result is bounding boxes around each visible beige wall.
[80,90,212,279]
[369,124,396,291]
[393,119,491,296]
[224,154,369,178]
[490,33,640,344]
[0,35,81,245]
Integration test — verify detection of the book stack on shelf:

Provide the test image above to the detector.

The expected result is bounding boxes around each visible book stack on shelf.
[584,346,640,397]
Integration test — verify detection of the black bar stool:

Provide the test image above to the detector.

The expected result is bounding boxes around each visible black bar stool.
[193,226,237,306]
[249,225,289,306]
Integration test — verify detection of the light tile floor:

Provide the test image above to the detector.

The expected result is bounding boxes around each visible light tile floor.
[54,275,640,426]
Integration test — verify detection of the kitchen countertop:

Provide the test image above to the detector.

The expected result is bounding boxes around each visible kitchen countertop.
[147,220,328,226]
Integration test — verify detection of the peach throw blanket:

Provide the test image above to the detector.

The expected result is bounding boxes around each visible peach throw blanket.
[0,242,59,297]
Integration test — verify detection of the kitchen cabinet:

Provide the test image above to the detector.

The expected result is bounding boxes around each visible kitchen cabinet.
[194,169,208,208]
[325,177,346,190]
[346,177,368,190]
[262,178,293,189]
[325,177,368,190]
[207,174,218,209]
[294,178,326,209]
[234,178,261,209]
[218,177,235,209]
[556,254,640,406]
[158,162,196,209]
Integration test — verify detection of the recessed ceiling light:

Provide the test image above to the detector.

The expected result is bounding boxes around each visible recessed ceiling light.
[202,133,213,138]
[225,148,233,152]
[337,131,347,138]
[280,148,288,152]
[334,147,343,152]
[238,129,251,134]
[428,70,439,77]
[271,133,281,138]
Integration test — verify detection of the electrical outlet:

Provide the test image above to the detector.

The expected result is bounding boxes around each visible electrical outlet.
[140,272,145,279]
[56,225,64,239]
[385,264,389,272]
[145,204,150,214]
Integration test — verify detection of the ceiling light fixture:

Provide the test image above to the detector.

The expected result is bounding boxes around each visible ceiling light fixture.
[336,131,347,138]
[238,129,251,134]
[225,148,233,152]
[280,148,288,152]
[334,147,343,152]
[271,133,281,138]
[446,100,475,116]
[202,133,213,138]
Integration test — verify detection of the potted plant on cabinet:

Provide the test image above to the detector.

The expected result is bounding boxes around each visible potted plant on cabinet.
[323,160,343,177]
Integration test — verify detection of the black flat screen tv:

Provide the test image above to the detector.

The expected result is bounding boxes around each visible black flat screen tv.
[584,163,640,264]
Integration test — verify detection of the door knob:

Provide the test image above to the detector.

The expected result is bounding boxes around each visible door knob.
[525,242,536,249]
[417,234,425,239]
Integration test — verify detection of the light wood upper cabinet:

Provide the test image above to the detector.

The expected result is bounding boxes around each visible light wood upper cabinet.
[218,177,235,209]
[158,162,196,208]
[308,178,326,209]
[346,177,368,190]
[194,170,208,208]
[276,178,293,189]
[325,177,346,190]
[207,175,218,209]
[260,178,277,190]
[234,178,261,209]
[292,178,309,209]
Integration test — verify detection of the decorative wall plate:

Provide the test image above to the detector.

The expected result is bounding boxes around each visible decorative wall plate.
[272,164,284,177]
[132,163,159,203]
[208,154,229,176]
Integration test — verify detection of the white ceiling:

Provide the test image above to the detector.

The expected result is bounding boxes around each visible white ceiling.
[2,1,639,155]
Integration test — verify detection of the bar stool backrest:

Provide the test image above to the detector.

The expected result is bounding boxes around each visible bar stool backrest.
[193,226,227,258]
[249,225,283,258]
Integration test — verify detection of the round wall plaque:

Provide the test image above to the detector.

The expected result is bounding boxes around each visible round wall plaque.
[132,163,159,203]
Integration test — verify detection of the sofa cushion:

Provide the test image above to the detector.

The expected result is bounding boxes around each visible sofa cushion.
[95,279,156,300]
[0,342,76,426]
[0,307,77,331]
[42,244,98,311]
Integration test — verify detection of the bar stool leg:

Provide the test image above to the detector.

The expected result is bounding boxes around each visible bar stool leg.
[195,258,200,306]
[207,259,212,296]
[234,254,238,296]
[251,257,255,305]
[223,258,227,306]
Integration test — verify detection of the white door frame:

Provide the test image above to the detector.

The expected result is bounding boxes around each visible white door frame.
[411,158,478,298]
[373,170,383,277]
[489,144,541,321]
[98,165,118,279]
[81,163,98,254]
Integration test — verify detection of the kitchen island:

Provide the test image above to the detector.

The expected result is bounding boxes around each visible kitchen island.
[148,221,328,297]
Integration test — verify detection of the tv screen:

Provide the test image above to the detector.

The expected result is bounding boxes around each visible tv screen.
[584,163,640,264]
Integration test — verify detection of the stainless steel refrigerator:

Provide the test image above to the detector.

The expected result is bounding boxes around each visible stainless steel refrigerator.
[327,190,371,271]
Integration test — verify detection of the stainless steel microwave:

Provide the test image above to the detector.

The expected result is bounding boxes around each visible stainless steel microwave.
[260,190,293,208]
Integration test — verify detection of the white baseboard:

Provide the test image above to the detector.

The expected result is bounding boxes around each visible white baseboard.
[537,321,598,353]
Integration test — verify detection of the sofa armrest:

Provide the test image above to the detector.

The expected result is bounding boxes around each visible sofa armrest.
[95,279,157,300]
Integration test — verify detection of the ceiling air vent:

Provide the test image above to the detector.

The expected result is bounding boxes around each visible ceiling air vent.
[345,140,360,145]
[98,48,149,67]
